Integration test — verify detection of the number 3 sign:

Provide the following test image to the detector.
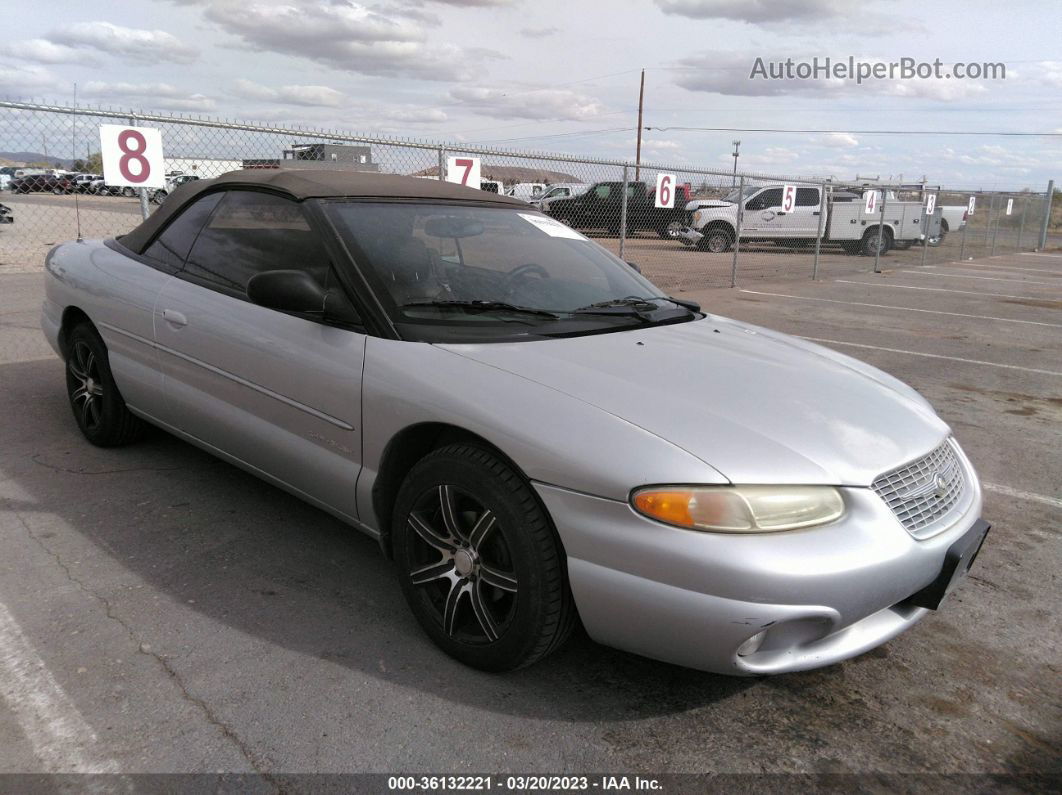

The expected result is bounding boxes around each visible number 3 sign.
[100,125,166,189]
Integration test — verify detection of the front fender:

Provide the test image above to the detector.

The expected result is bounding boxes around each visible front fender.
[356,338,727,531]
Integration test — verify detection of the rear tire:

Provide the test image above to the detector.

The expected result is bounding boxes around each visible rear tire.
[861,228,891,257]
[392,444,575,671]
[64,323,146,447]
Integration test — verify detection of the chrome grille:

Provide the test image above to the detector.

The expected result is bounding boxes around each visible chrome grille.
[872,439,967,538]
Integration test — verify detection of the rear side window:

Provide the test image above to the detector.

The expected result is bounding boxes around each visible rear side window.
[796,188,820,207]
[143,192,223,272]
[181,191,330,295]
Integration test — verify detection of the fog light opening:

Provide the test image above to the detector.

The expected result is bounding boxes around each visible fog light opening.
[736,630,768,657]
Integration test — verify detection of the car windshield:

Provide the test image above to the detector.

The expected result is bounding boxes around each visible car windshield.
[324,201,695,342]
[722,185,758,203]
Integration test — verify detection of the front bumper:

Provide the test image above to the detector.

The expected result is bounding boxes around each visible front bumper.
[534,468,984,676]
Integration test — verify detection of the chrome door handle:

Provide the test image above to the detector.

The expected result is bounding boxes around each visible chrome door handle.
[162,309,187,327]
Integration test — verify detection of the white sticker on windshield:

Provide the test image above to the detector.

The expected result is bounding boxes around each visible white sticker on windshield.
[518,213,588,240]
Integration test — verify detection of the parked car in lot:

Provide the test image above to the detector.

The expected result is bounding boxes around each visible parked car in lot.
[11,173,74,194]
[505,182,546,201]
[546,180,693,238]
[41,169,990,675]
[0,202,12,224]
[72,173,103,193]
[528,183,588,209]
[678,184,929,255]
[934,205,968,245]
[150,173,201,204]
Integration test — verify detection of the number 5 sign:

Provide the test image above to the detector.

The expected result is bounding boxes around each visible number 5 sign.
[446,156,481,189]
[654,173,676,208]
[100,125,165,189]
[781,184,797,213]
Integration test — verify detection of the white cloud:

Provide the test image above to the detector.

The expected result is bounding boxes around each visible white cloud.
[81,81,216,112]
[203,1,492,81]
[231,78,344,107]
[0,64,62,95]
[448,87,605,121]
[380,106,448,123]
[1036,61,1062,88]
[51,21,198,64]
[820,132,859,148]
[20,39,96,65]
[519,26,560,38]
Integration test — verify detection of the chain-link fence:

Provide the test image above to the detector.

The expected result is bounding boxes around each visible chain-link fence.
[1,100,1055,292]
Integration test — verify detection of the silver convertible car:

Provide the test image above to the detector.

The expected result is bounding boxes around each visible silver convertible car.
[41,170,990,675]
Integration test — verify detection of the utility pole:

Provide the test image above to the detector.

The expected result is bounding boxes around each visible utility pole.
[731,140,741,186]
[634,69,645,182]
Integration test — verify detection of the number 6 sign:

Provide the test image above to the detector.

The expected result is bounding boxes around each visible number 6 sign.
[654,173,676,208]
[100,125,165,189]
[446,156,481,189]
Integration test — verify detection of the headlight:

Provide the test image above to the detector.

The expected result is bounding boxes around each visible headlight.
[631,485,845,533]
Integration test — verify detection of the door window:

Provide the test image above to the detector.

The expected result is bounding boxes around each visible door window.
[747,188,783,211]
[796,188,821,207]
[182,191,331,295]
[142,192,223,272]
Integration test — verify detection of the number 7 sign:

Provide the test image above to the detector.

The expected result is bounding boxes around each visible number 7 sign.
[100,125,166,189]
[446,156,481,189]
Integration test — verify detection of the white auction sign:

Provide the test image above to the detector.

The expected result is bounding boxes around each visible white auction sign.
[967,196,976,216]
[864,190,881,215]
[1006,198,1014,216]
[781,184,797,213]
[446,156,481,188]
[654,173,676,208]
[99,124,165,189]
[925,194,936,215]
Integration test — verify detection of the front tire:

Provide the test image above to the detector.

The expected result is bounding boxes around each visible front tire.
[696,226,734,253]
[65,323,146,447]
[392,444,575,671]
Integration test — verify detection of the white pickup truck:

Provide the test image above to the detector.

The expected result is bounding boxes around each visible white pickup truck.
[678,184,935,256]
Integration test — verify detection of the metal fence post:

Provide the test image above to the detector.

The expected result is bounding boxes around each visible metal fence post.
[618,164,629,261]
[812,181,826,280]
[920,188,938,268]
[1039,180,1055,249]
[437,148,446,181]
[991,195,1003,256]
[873,189,886,274]
[1017,198,1027,250]
[959,206,968,261]
[984,194,995,253]
[730,175,744,288]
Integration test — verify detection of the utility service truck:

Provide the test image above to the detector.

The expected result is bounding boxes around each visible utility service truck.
[677,184,937,256]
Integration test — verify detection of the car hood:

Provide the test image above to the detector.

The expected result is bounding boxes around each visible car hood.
[686,199,734,211]
[440,316,949,486]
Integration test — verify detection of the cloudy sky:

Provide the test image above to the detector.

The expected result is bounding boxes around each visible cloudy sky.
[3,0,1060,188]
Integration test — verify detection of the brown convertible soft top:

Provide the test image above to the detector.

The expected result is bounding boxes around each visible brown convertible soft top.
[119,168,528,254]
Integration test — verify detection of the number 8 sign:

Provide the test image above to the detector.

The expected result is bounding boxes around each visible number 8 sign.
[100,125,166,189]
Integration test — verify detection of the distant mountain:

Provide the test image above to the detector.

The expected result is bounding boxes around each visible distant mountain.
[0,151,76,168]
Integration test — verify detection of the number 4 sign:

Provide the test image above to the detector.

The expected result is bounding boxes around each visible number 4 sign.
[100,125,165,189]
[781,184,797,213]
[446,156,481,189]
[654,173,676,208]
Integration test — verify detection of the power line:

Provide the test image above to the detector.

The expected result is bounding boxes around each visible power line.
[646,126,1062,137]
[467,126,635,145]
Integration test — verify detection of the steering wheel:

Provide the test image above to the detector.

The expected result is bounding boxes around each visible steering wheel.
[505,263,550,284]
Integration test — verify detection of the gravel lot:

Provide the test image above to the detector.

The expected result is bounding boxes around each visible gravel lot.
[0,230,1058,787]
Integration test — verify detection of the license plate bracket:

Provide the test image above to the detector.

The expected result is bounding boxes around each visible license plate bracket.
[906,518,990,610]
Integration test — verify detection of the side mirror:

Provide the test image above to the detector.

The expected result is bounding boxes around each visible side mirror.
[247,270,326,313]
[248,270,362,326]
[626,261,642,273]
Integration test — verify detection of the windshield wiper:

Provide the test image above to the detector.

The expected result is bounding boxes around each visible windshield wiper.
[573,296,692,316]
[401,300,561,319]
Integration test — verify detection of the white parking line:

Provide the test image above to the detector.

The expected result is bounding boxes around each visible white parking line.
[907,271,1061,287]
[798,336,1062,377]
[940,262,1062,275]
[983,482,1062,509]
[0,601,119,773]
[739,290,1062,328]
[1020,252,1062,258]
[834,280,1050,301]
